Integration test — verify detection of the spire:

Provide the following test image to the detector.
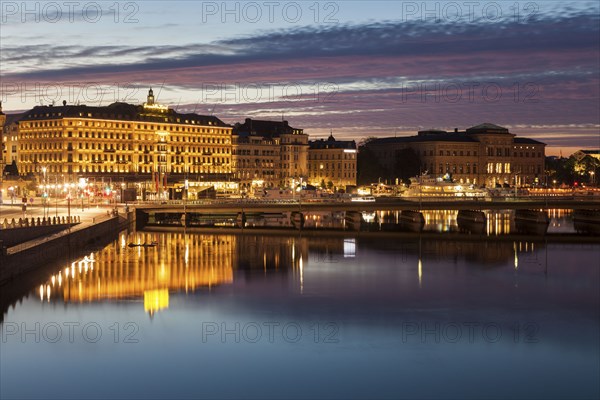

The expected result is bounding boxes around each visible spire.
[327,129,335,141]
[147,88,155,105]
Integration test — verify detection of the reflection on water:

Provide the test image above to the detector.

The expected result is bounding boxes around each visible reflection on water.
[33,231,552,315]
[150,209,589,236]
[41,232,234,314]
[1,227,598,399]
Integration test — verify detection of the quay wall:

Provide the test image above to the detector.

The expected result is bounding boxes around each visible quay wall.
[0,223,77,247]
[0,217,120,285]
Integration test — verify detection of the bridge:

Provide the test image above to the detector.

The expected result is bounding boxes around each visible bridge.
[135,197,600,213]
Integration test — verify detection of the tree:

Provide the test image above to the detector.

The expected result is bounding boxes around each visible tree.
[545,157,575,185]
[3,160,19,177]
[573,155,600,185]
[545,155,600,186]
[393,148,421,185]
[357,137,387,185]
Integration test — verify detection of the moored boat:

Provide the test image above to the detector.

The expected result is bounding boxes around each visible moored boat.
[457,210,487,223]
[514,209,549,224]
[402,175,488,200]
[573,209,600,224]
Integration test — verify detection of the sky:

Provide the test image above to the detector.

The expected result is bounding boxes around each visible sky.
[0,0,599,155]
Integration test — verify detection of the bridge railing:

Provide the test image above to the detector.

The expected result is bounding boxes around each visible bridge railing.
[1,215,81,229]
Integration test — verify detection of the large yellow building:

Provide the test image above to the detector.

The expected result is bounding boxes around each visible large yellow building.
[17,90,233,195]
[308,134,357,189]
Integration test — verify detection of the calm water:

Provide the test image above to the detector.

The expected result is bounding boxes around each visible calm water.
[1,213,599,399]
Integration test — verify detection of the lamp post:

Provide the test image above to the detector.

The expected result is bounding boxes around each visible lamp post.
[41,166,47,218]
[67,193,71,226]
[590,170,596,187]
[183,178,189,227]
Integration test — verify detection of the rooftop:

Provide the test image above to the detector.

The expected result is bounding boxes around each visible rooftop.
[233,118,303,138]
[369,124,545,146]
[19,99,229,128]
[309,134,356,150]
[466,123,510,134]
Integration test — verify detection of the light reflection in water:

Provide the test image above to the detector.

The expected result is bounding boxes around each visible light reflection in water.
[37,229,545,315]
[42,232,236,313]
[4,222,595,400]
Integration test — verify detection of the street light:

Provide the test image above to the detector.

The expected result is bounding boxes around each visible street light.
[41,166,47,218]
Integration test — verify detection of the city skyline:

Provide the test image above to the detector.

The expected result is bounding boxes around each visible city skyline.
[1,1,599,156]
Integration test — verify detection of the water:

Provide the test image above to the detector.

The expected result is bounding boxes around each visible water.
[1,213,599,399]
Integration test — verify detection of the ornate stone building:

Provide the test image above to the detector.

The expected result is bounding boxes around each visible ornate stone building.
[367,123,545,187]
[308,134,357,189]
[231,129,281,194]
[233,118,308,189]
[16,90,234,196]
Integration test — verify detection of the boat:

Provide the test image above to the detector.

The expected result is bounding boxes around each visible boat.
[457,210,487,223]
[291,211,305,229]
[402,175,488,200]
[457,210,487,234]
[399,210,425,232]
[399,210,425,224]
[344,211,362,231]
[573,209,600,224]
[514,210,549,224]
[573,210,600,233]
[350,196,376,202]
[514,210,549,235]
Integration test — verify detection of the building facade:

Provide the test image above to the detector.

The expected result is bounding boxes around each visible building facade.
[233,118,308,189]
[231,131,281,194]
[308,134,357,189]
[2,113,23,167]
[0,102,5,173]
[16,90,234,196]
[572,150,600,162]
[367,123,545,187]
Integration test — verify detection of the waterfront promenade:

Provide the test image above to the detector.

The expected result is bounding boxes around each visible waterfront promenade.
[0,203,128,284]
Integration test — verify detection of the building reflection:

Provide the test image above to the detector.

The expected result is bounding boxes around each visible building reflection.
[376,210,514,234]
[37,228,547,312]
[40,232,235,313]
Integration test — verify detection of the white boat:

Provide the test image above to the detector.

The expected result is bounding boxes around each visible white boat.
[350,196,376,202]
[402,175,488,200]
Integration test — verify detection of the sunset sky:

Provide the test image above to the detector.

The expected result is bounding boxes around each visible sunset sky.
[1,0,599,155]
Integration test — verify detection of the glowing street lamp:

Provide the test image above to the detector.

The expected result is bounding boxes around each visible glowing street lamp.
[41,166,48,218]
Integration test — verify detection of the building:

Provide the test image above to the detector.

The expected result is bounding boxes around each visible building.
[308,133,357,189]
[231,130,281,194]
[16,90,235,198]
[366,123,546,187]
[0,102,5,172]
[572,150,600,162]
[233,118,308,189]
[2,112,24,167]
